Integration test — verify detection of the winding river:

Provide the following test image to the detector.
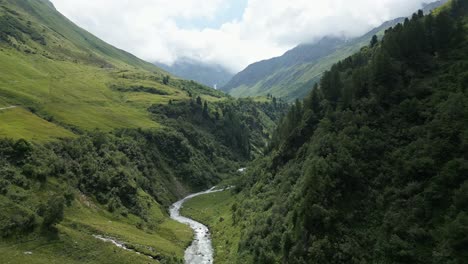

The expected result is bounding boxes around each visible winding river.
[169,187,225,264]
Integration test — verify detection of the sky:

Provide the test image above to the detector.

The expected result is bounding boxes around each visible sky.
[50,0,437,73]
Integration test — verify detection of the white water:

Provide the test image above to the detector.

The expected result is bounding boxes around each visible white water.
[92,235,157,260]
[93,235,130,251]
[169,187,226,264]
[0,106,16,111]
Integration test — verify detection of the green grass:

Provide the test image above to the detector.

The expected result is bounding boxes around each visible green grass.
[0,107,75,141]
[0,178,193,264]
[0,97,10,107]
[180,190,241,263]
[0,0,225,141]
[64,194,192,259]
[0,226,160,264]
[0,49,171,132]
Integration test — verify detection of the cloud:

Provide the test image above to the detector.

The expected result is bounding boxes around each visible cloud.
[50,0,436,73]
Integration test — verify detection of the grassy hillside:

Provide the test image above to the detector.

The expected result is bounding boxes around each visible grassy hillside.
[0,149,193,263]
[0,1,287,263]
[0,96,284,263]
[223,1,448,101]
[0,107,75,141]
[0,0,225,140]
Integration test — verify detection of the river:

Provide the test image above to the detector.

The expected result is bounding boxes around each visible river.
[169,187,226,264]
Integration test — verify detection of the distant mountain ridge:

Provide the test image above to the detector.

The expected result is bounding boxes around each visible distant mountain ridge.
[223,37,344,93]
[155,59,233,88]
[221,0,448,101]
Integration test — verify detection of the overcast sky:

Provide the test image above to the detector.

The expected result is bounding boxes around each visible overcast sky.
[50,0,436,73]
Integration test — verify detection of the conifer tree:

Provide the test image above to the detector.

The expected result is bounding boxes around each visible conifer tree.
[370,35,378,47]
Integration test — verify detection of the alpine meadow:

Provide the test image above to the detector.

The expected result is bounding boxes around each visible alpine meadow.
[0,0,467,264]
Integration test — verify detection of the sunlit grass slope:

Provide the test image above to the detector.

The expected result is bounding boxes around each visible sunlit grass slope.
[0,177,192,263]
[0,1,224,260]
[0,107,75,141]
[0,0,224,140]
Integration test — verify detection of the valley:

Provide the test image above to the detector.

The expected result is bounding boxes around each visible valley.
[0,0,284,263]
[1,0,467,264]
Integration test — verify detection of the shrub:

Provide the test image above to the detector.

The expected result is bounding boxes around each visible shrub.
[42,196,65,228]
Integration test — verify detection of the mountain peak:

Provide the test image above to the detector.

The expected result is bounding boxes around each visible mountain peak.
[222,0,449,101]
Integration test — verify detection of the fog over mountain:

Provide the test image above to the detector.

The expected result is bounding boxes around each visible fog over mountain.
[51,0,439,72]
[154,59,233,88]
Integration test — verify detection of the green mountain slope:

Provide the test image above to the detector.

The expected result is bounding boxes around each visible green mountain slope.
[0,0,224,140]
[0,1,286,263]
[222,0,448,101]
[193,1,468,263]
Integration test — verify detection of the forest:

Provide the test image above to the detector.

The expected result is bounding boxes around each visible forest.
[230,1,468,263]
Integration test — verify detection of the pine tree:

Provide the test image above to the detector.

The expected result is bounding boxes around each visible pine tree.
[42,196,65,229]
[203,101,209,118]
[162,75,170,85]
[433,11,456,52]
[305,83,321,114]
[321,67,342,104]
[370,35,378,47]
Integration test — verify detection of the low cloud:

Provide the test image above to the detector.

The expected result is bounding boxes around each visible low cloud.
[51,0,436,73]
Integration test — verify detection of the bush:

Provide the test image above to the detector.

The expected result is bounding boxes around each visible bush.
[0,203,36,237]
[42,196,65,228]
[0,179,10,195]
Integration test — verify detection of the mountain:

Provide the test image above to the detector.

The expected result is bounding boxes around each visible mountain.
[0,0,219,138]
[155,58,233,89]
[180,1,468,263]
[0,1,285,263]
[222,0,449,101]
[222,36,348,100]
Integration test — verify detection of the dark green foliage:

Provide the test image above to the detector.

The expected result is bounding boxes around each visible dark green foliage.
[203,101,209,118]
[41,196,65,228]
[370,35,378,47]
[0,96,284,238]
[0,13,45,45]
[176,80,225,99]
[233,4,468,264]
[162,75,170,85]
[109,84,170,95]
[0,124,246,237]
[320,67,342,103]
[0,202,36,237]
[149,98,286,160]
